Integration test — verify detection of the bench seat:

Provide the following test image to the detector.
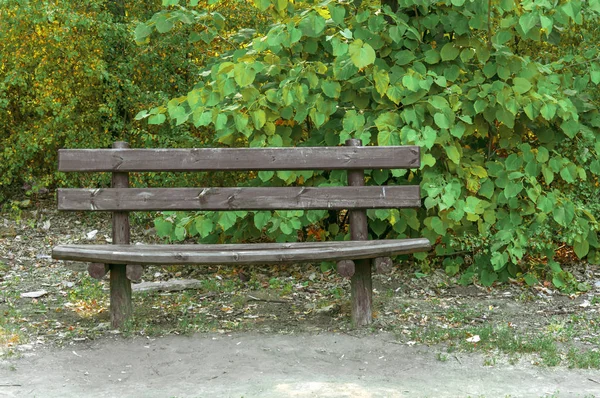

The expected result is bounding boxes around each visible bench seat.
[52,238,431,265]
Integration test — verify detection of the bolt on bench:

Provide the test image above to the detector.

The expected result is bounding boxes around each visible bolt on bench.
[52,139,431,328]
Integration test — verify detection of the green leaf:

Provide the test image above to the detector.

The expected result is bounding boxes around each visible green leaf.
[540,103,556,120]
[321,80,341,99]
[134,23,153,42]
[445,145,460,164]
[135,110,148,120]
[402,75,420,92]
[394,50,415,66]
[377,130,400,146]
[519,12,538,34]
[349,39,376,69]
[195,217,214,238]
[343,110,365,132]
[372,169,389,185]
[375,112,400,132]
[148,114,166,125]
[328,4,346,24]
[505,154,523,171]
[574,239,589,259]
[491,251,509,272]
[330,37,348,56]
[590,160,600,175]
[251,109,266,129]
[560,164,577,183]
[154,218,174,239]
[434,113,450,129]
[524,274,538,286]
[155,15,174,33]
[540,15,553,35]
[218,212,237,231]
[424,49,440,64]
[258,170,274,182]
[373,67,390,96]
[440,43,459,61]
[536,147,549,163]
[480,269,498,286]
[512,77,532,94]
[560,119,580,138]
[542,166,554,184]
[553,202,575,227]
[234,63,256,87]
[254,211,271,230]
[299,13,326,37]
[504,181,523,199]
[428,96,449,110]
[496,108,515,128]
[427,216,444,235]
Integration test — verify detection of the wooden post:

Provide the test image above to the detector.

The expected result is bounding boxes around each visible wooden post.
[126,264,144,282]
[336,260,355,278]
[88,263,109,280]
[110,141,132,329]
[345,139,372,327]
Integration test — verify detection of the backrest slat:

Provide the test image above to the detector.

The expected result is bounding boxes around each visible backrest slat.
[58,146,420,172]
[57,187,421,211]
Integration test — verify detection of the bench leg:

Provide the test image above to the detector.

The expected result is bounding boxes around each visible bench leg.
[110,264,132,329]
[351,258,372,327]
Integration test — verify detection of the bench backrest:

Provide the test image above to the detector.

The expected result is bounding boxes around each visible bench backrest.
[57,140,421,212]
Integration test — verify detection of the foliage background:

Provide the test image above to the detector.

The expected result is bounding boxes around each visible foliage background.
[2,0,599,288]
[0,0,270,195]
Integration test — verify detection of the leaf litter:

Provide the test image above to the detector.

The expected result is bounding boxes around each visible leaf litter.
[1,198,599,368]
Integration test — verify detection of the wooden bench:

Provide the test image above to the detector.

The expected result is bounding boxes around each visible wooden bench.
[52,139,430,328]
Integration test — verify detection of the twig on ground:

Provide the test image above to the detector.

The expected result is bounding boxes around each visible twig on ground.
[246,294,290,304]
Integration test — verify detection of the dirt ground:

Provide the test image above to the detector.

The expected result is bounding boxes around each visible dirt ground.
[1,199,600,397]
[1,332,599,398]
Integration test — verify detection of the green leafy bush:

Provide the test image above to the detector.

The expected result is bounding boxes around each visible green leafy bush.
[140,0,600,288]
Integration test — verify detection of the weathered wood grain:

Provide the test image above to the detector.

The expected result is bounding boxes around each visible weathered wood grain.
[88,263,109,280]
[110,141,132,329]
[58,146,420,172]
[51,238,432,265]
[126,264,144,282]
[337,260,355,278]
[346,139,373,327]
[57,186,421,211]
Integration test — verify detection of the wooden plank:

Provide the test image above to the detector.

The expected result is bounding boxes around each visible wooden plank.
[346,138,372,327]
[110,141,132,329]
[58,146,420,172]
[51,238,432,265]
[57,186,421,211]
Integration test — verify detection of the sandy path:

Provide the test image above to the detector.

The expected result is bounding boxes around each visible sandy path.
[1,333,599,397]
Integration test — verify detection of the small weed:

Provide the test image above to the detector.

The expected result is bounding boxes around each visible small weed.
[328,287,344,299]
[68,276,104,302]
[436,352,448,362]
[200,279,220,292]
[566,348,600,369]
[268,277,281,289]
[280,282,293,296]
